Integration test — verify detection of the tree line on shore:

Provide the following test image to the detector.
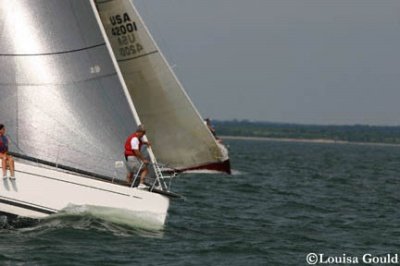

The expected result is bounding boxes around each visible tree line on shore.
[213,120,400,144]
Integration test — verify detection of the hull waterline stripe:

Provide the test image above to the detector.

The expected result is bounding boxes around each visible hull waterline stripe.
[0,197,56,215]
[173,159,232,175]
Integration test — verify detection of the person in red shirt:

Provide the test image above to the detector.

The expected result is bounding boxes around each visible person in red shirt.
[0,124,15,180]
[124,125,151,189]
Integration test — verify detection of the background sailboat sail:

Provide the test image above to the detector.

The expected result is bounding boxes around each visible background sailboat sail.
[0,0,138,178]
[93,0,230,173]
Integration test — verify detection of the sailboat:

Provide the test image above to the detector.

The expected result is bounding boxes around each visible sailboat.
[0,0,230,227]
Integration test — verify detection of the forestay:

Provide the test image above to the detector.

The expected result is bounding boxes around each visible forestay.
[93,0,226,171]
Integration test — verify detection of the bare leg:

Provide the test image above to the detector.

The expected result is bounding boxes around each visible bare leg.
[139,167,148,184]
[1,158,6,177]
[126,172,133,183]
[8,156,14,177]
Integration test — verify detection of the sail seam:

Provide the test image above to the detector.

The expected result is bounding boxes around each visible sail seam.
[96,0,115,4]
[0,73,118,86]
[117,51,159,62]
[0,43,106,57]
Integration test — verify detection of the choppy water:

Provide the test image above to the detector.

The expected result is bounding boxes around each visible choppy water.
[1,139,400,265]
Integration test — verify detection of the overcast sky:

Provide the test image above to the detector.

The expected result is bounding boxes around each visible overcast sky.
[133,0,400,125]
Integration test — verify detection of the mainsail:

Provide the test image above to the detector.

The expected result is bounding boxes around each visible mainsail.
[0,0,138,177]
[93,0,230,173]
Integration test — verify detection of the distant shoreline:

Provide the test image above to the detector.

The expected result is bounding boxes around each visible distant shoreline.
[221,135,400,147]
[214,120,400,147]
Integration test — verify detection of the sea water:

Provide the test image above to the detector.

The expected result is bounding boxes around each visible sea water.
[0,139,400,265]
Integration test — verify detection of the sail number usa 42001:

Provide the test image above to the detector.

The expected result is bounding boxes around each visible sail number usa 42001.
[109,13,144,58]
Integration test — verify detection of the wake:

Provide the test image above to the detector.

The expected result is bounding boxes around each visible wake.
[0,205,166,238]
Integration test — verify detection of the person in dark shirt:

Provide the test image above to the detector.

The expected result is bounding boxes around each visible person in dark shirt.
[204,118,221,142]
[0,124,15,179]
[204,118,217,137]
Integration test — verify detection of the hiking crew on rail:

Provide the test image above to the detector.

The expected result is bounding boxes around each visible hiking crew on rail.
[0,124,15,180]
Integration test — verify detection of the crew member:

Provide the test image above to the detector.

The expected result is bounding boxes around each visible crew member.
[124,125,151,189]
[0,124,15,180]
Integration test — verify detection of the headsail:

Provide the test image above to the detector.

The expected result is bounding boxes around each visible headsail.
[0,0,138,178]
[93,0,231,173]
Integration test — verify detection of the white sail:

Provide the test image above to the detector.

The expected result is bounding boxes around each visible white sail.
[0,0,171,227]
[93,0,230,173]
[0,0,137,177]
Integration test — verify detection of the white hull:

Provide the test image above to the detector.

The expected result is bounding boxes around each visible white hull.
[0,160,170,228]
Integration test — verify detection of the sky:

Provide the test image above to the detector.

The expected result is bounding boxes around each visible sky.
[133,0,400,126]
